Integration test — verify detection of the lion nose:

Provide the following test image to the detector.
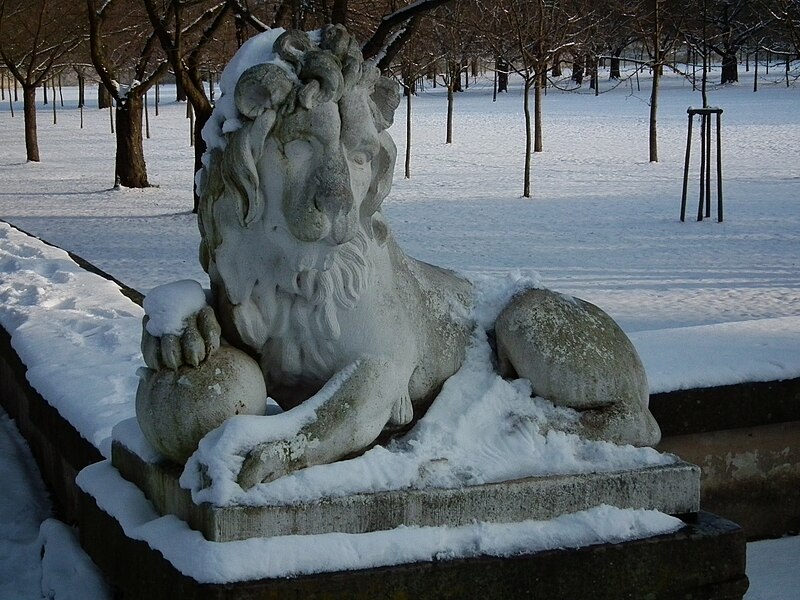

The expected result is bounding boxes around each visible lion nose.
[315,155,356,244]
[330,210,356,244]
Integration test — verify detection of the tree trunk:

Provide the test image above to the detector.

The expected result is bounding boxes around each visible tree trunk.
[753,49,759,92]
[650,0,661,163]
[720,50,739,84]
[649,61,660,163]
[450,62,462,93]
[572,55,584,85]
[176,77,187,101]
[496,58,509,92]
[22,85,40,162]
[551,53,562,77]
[192,106,212,212]
[446,81,454,144]
[331,0,348,24]
[77,73,85,108]
[114,94,149,188]
[523,78,532,198]
[98,82,112,109]
[534,71,543,153]
[610,47,623,79]
[405,82,412,179]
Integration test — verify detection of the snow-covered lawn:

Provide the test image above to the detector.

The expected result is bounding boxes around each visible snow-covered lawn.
[0,65,797,597]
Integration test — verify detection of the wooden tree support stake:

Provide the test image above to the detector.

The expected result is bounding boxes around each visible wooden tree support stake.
[680,107,724,223]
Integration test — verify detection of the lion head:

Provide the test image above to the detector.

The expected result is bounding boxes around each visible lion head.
[196,26,402,392]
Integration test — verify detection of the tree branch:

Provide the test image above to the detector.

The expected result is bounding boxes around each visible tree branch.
[226,0,267,33]
[361,0,453,61]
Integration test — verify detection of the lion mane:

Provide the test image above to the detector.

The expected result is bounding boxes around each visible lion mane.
[196,26,400,393]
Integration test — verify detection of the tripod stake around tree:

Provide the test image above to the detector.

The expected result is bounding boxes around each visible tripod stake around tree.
[681,107,724,222]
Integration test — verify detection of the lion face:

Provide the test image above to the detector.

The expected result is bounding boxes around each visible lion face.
[198,27,401,274]
[261,86,384,248]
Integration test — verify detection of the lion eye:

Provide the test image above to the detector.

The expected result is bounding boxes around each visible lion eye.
[350,151,370,167]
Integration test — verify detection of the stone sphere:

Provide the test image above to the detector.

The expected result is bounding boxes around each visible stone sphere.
[136,345,267,464]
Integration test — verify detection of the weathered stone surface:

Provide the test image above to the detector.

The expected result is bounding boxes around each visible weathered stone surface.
[136,345,267,464]
[495,288,661,447]
[659,421,800,539]
[112,439,700,541]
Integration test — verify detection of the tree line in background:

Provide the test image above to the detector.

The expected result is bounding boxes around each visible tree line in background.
[0,0,798,201]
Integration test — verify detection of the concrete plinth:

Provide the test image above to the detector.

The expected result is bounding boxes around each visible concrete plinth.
[112,437,700,541]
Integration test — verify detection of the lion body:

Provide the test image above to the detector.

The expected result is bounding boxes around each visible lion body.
[177,25,659,487]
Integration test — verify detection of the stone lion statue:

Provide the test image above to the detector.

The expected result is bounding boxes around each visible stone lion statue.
[136,25,660,490]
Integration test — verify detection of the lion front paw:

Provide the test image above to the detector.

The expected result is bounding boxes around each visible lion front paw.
[142,304,221,370]
[236,434,316,488]
[140,280,221,371]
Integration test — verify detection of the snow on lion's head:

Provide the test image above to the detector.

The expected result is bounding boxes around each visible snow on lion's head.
[195,25,402,387]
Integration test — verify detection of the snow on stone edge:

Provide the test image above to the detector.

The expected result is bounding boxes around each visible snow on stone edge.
[77,460,683,583]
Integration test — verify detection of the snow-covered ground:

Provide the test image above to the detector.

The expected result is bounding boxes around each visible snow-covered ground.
[0,61,798,597]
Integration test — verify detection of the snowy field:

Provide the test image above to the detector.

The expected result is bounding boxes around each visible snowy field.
[0,62,798,597]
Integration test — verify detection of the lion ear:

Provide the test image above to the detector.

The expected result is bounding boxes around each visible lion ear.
[235,64,294,119]
[361,133,396,243]
[371,76,401,130]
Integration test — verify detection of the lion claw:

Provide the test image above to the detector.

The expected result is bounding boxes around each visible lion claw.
[141,307,222,371]
[237,442,292,489]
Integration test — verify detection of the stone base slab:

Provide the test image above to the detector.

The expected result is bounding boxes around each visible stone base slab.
[112,440,700,541]
[77,482,748,600]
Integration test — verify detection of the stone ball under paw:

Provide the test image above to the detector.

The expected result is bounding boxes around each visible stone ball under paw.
[136,345,267,464]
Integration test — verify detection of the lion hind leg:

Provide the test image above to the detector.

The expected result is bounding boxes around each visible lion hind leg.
[494,288,661,447]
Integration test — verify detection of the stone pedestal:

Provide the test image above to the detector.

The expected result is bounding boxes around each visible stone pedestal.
[111,436,701,540]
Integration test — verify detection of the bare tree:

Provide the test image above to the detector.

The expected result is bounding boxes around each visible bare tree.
[426,1,479,145]
[0,0,85,161]
[628,0,686,162]
[387,23,444,178]
[360,0,455,70]
[481,0,591,197]
[229,0,456,70]
[766,0,800,54]
[591,0,637,80]
[144,0,235,211]
[689,0,770,84]
[759,0,800,85]
[87,0,169,188]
